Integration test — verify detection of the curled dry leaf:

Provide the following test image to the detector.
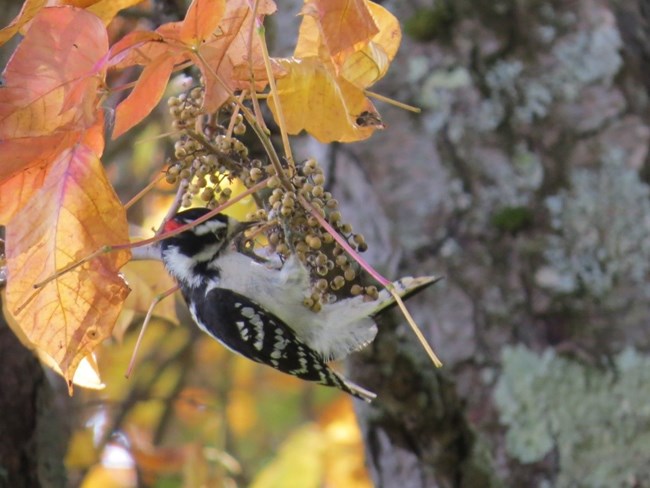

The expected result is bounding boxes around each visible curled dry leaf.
[4,144,131,389]
[109,0,277,137]
[269,0,401,142]
[299,0,379,61]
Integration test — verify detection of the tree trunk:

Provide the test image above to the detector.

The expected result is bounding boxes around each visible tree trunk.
[0,302,67,488]
[324,0,650,485]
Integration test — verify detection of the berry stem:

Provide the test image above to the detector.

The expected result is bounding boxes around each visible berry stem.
[298,195,443,368]
[193,50,293,192]
[257,25,293,165]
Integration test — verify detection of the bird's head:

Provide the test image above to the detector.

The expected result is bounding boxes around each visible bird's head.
[160,208,251,288]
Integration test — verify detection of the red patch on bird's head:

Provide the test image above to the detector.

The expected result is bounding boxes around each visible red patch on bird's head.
[163,218,184,233]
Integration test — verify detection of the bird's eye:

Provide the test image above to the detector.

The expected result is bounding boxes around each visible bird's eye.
[215,228,227,240]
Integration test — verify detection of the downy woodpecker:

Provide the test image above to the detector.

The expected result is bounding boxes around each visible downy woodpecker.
[160,208,437,402]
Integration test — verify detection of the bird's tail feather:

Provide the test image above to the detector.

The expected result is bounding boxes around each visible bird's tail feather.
[371,275,442,317]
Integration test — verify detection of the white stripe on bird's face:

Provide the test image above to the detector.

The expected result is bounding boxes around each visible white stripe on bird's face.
[162,242,222,288]
[193,218,229,236]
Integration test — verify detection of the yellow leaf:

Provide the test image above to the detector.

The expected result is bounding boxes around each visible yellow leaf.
[320,398,372,488]
[227,388,257,436]
[61,0,147,25]
[339,2,401,87]
[65,428,99,469]
[2,291,105,389]
[81,465,136,488]
[4,144,131,387]
[271,0,399,142]
[40,351,106,390]
[97,318,178,402]
[299,0,378,59]
[250,425,324,488]
[269,58,375,143]
[0,0,47,46]
[86,0,146,26]
[128,400,165,431]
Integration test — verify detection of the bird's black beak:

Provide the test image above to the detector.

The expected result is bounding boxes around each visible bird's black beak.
[231,219,257,238]
[227,219,258,246]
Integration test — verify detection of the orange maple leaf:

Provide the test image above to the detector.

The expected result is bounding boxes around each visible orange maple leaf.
[269,0,401,143]
[109,0,277,138]
[299,0,379,61]
[4,144,131,388]
[0,6,109,223]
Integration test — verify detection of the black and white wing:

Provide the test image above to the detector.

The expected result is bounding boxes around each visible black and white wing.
[185,286,376,402]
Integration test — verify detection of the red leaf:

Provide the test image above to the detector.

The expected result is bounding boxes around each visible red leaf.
[113,54,176,138]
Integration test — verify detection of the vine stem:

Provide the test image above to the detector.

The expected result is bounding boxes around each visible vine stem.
[125,284,179,378]
[193,49,293,191]
[256,25,293,164]
[124,172,167,210]
[30,178,271,293]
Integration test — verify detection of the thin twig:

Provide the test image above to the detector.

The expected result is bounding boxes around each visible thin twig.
[29,178,270,296]
[364,89,422,113]
[124,172,167,210]
[192,50,293,191]
[256,25,293,164]
[125,284,179,378]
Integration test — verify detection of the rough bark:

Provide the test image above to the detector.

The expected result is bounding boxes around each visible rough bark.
[350,320,501,488]
[0,303,67,488]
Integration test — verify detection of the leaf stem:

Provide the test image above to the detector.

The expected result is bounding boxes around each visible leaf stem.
[389,288,442,367]
[124,172,167,210]
[257,26,293,164]
[364,89,421,113]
